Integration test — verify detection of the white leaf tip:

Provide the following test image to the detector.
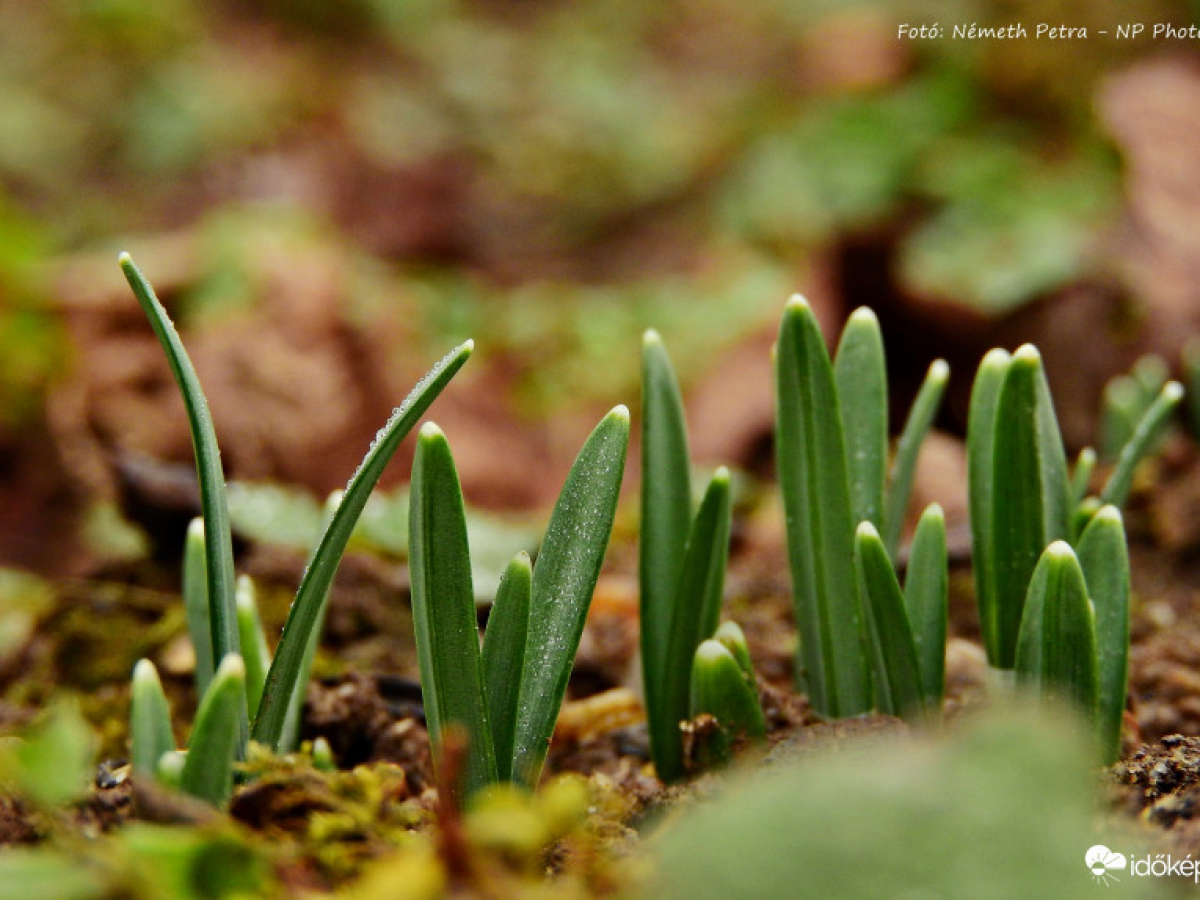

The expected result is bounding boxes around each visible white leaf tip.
[419,421,443,438]
[855,520,881,539]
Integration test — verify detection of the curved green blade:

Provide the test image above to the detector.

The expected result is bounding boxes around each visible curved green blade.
[1100,381,1183,509]
[252,341,473,750]
[511,406,629,788]
[120,254,238,684]
[688,639,766,770]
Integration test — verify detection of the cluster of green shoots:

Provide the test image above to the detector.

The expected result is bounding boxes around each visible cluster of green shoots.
[124,246,1181,807]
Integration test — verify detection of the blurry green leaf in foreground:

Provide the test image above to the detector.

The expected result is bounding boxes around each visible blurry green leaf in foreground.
[650,705,1151,900]
[0,700,95,808]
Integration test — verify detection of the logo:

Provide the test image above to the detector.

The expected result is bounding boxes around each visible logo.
[1086,845,1127,886]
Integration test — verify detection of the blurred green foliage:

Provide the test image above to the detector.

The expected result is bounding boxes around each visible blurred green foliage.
[0,0,1187,434]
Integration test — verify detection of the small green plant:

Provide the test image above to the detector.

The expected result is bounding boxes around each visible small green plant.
[639,329,734,783]
[409,411,629,799]
[774,298,948,720]
[967,344,1149,762]
[120,252,471,804]
[688,622,767,770]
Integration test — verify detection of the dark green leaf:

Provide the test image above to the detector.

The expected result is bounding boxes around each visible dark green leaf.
[409,423,496,799]
[511,406,629,788]
[834,308,887,531]
[776,296,871,717]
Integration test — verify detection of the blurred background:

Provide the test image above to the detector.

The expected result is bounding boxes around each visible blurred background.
[2,0,1200,577]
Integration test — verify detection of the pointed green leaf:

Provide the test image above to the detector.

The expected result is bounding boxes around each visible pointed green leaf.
[903,504,947,709]
[990,345,1068,669]
[131,659,175,778]
[181,654,247,807]
[182,518,213,698]
[967,348,1011,665]
[1076,506,1130,764]
[654,468,733,783]
[834,308,887,531]
[639,329,693,774]
[120,254,238,686]
[482,551,532,782]
[252,340,472,750]
[1014,542,1097,715]
[235,576,270,720]
[854,522,926,721]
[776,296,870,717]
[409,423,496,799]
[885,359,949,559]
[1100,381,1183,509]
[511,406,629,788]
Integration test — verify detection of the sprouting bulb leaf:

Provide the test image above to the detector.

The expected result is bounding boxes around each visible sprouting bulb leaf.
[1014,542,1098,716]
[409,423,497,800]
[181,654,247,807]
[235,576,270,720]
[903,504,947,710]
[131,659,175,778]
[885,358,949,559]
[654,467,733,784]
[834,308,887,532]
[854,522,926,721]
[776,296,870,718]
[713,620,756,682]
[689,639,766,770]
[1076,507,1130,764]
[510,406,629,789]
[1100,381,1183,509]
[182,518,213,698]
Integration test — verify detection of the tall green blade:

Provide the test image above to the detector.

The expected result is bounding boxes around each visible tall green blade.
[654,468,733,784]
[409,423,496,799]
[639,330,693,774]
[182,518,214,698]
[903,504,947,709]
[181,654,247,807]
[1100,381,1184,509]
[1014,542,1098,715]
[776,297,870,717]
[885,359,949,559]
[854,523,926,721]
[834,308,887,532]
[1076,507,1130,764]
[967,349,1011,665]
[130,659,175,778]
[120,254,238,679]
[991,346,1067,669]
[482,552,532,782]
[252,341,473,750]
[1068,447,1096,516]
[511,406,629,788]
